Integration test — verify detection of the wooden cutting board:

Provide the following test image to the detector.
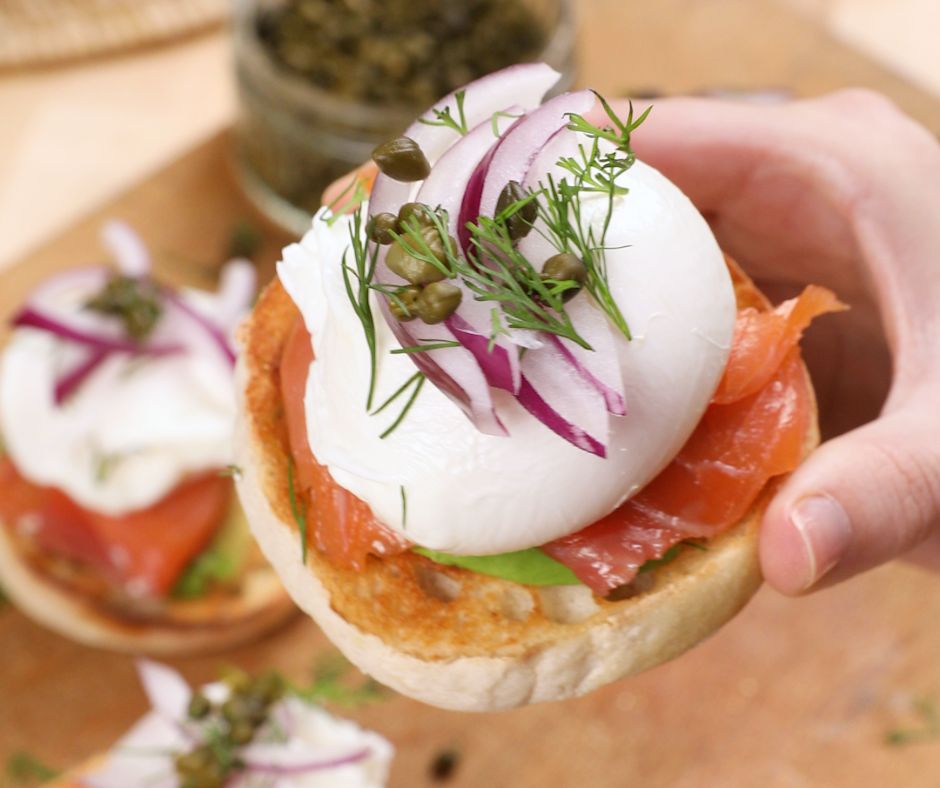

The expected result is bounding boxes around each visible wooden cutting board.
[3,1,940,786]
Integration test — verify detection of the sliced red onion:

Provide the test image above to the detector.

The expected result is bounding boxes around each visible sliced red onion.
[54,347,109,405]
[368,64,561,436]
[162,292,236,366]
[102,220,151,278]
[517,337,609,457]
[217,258,257,326]
[12,306,183,357]
[241,745,372,775]
[136,659,192,722]
[516,226,626,416]
[477,90,597,222]
[416,114,524,393]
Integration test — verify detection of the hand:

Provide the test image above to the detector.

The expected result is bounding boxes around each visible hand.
[613,90,940,594]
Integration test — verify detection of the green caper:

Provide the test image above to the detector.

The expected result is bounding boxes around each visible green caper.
[251,671,285,703]
[222,694,266,727]
[187,692,211,720]
[542,253,588,302]
[416,281,463,324]
[367,212,398,245]
[176,746,225,787]
[371,136,430,182]
[220,667,251,693]
[496,180,537,240]
[397,202,435,230]
[389,285,421,321]
[230,720,256,745]
[386,233,447,286]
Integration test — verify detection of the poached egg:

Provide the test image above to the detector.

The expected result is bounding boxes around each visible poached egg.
[278,157,736,555]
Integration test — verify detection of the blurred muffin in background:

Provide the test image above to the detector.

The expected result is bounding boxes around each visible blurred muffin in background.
[0,222,296,654]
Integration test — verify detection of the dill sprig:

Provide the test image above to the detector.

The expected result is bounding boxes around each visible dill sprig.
[322,174,369,227]
[390,340,462,355]
[490,109,523,137]
[372,372,426,440]
[340,208,379,410]
[418,89,469,135]
[536,172,632,340]
[393,208,592,349]
[527,95,652,341]
[287,458,308,565]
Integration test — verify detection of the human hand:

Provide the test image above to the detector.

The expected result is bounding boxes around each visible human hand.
[611,90,940,594]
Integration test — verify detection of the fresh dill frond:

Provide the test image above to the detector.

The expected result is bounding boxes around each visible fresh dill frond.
[322,175,369,227]
[400,486,408,531]
[491,109,524,137]
[394,206,592,349]
[390,340,462,355]
[418,89,469,135]
[286,458,308,565]
[536,172,632,340]
[378,374,425,440]
[340,207,380,410]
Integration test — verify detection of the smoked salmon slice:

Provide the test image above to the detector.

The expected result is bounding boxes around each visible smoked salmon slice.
[0,457,229,596]
[281,316,409,571]
[543,285,845,594]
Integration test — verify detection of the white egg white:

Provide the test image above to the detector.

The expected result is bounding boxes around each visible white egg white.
[0,289,236,516]
[279,159,735,555]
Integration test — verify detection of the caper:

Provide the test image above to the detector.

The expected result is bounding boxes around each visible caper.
[371,136,430,182]
[220,667,251,693]
[222,694,266,727]
[175,746,213,776]
[496,180,537,240]
[542,253,588,302]
[367,212,398,245]
[187,692,211,720]
[416,281,462,324]
[397,202,435,230]
[251,671,285,703]
[230,720,256,745]
[386,232,448,286]
[389,286,421,321]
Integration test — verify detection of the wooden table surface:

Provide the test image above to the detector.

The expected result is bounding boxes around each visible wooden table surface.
[3,1,940,786]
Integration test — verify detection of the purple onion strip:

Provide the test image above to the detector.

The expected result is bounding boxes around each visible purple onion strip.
[12,307,183,356]
[54,348,110,405]
[163,292,236,366]
[545,335,626,416]
[244,747,372,776]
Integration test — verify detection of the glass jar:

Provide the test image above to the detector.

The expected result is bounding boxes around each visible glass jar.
[232,0,577,236]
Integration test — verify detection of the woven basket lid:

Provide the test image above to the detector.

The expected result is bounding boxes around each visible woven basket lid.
[0,0,227,69]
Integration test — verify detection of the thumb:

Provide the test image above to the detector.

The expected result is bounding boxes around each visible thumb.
[760,404,940,594]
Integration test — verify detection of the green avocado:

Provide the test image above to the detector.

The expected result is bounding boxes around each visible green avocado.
[414,547,582,587]
[172,499,252,599]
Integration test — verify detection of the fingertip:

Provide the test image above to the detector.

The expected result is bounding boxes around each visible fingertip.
[760,492,853,595]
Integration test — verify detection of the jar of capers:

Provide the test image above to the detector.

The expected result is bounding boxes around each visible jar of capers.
[232,0,576,235]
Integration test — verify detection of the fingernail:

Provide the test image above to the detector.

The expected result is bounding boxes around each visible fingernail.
[789,494,852,590]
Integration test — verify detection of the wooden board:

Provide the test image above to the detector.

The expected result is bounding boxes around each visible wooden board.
[3,1,940,786]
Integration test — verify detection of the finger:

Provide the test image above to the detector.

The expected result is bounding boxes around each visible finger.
[760,402,940,595]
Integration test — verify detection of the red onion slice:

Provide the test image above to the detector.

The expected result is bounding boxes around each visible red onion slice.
[217,258,257,327]
[416,114,524,393]
[136,659,192,722]
[517,336,609,457]
[161,293,235,365]
[241,744,372,776]
[54,347,109,405]
[12,306,183,356]
[368,64,561,435]
[102,220,151,278]
[477,90,597,221]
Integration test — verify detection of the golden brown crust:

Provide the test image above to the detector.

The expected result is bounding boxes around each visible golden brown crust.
[234,277,818,708]
[0,512,297,656]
